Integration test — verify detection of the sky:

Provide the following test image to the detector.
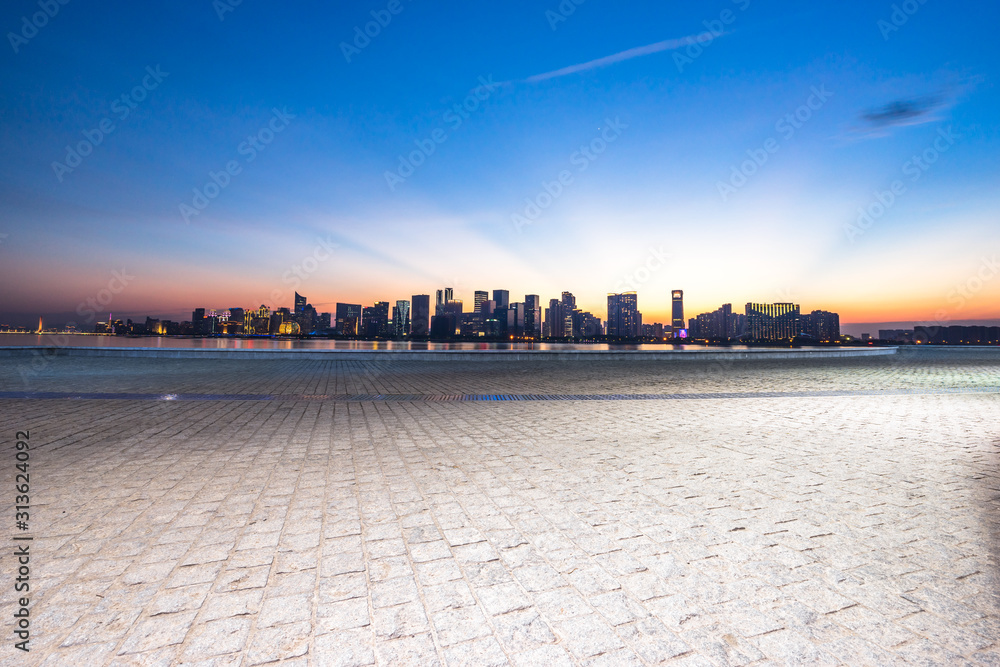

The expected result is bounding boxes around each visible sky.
[1,0,998,333]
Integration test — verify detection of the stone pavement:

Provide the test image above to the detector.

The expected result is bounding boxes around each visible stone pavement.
[1,348,998,665]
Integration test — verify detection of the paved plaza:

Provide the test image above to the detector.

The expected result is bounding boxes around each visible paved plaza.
[1,348,999,666]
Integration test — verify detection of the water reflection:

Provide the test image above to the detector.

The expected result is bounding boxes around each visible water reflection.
[0,333,763,352]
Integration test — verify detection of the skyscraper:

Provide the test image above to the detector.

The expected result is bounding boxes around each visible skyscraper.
[671,290,684,332]
[393,300,410,338]
[507,302,525,337]
[561,292,577,337]
[545,298,564,338]
[411,295,430,337]
[524,294,540,339]
[474,290,488,313]
[492,289,509,310]
[294,292,307,315]
[607,292,639,338]
[362,301,391,339]
[335,303,362,336]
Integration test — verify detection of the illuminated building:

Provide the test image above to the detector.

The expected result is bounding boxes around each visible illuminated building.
[474,290,488,313]
[524,294,540,339]
[244,305,270,335]
[335,303,362,336]
[393,300,410,338]
[671,290,684,332]
[745,303,800,340]
[561,292,577,337]
[607,292,639,338]
[362,301,391,339]
[800,310,840,342]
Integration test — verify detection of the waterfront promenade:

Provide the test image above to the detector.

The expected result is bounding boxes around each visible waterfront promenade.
[1,348,998,665]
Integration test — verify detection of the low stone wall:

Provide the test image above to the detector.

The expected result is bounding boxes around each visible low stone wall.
[0,345,899,362]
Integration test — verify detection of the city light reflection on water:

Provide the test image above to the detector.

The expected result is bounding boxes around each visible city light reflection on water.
[0,333,769,352]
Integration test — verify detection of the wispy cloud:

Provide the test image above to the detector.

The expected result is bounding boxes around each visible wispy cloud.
[524,32,728,83]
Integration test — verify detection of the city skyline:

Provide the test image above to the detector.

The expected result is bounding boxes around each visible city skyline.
[0,284,850,343]
[3,279,999,339]
[2,3,999,333]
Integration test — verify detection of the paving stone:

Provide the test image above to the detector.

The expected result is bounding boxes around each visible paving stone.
[442,636,508,666]
[116,611,197,655]
[554,613,626,659]
[491,608,557,652]
[314,627,376,667]
[245,620,311,665]
[7,352,1000,665]
[432,604,492,646]
[180,617,252,660]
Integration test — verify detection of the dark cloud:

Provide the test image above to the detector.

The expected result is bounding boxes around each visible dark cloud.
[860,94,944,128]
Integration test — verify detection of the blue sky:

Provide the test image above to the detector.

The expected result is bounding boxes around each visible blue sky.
[1,0,998,329]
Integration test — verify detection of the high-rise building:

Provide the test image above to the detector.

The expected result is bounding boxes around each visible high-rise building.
[192,308,207,335]
[745,303,800,340]
[361,302,391,339]
[294,292,307,314]
[393,300,410,338]
[545,298,564,338]
[607,292,639,338]
[671,290,684,332]
[579,312,602,337]
[373,301,391,338]
[507,302,525,337]
[561,292,577,337]
[442,300,463,334]
[492,289,509,310]
[335,303,362,336]
[245,305,270,335]
[435,288,455,316]
[524,295,540,339]
[474,290,488,313]
[410,295,430,337]
[689,303,743,340]
[801,310,840,341]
